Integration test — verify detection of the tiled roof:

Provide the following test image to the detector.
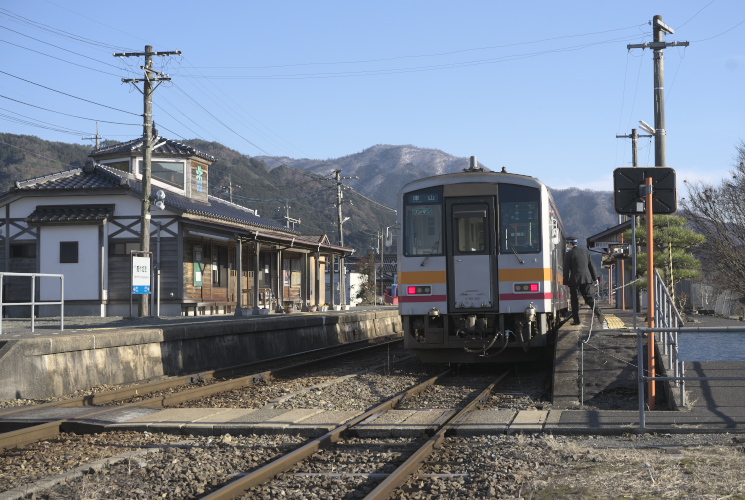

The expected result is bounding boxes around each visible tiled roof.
[26,204,115,224]
[90,136,217,162]
[14,164,127,191]
[15,163,298,235]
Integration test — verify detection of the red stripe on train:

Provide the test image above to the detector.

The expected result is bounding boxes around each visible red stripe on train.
[499,293,554,301]
[398,295,447,303]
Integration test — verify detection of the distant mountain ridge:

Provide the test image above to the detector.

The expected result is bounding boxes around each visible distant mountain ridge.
[0,134,617,252]
[257,144,489,208]
[258,144,617,243]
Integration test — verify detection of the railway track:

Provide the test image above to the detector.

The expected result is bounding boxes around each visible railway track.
[0,345,553,499]
[201,369,509,499]
[0,335,405,449]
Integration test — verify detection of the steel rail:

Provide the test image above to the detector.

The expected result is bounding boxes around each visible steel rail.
[0,337,402,450]
[201,369,453,500]
[363,369,511,499]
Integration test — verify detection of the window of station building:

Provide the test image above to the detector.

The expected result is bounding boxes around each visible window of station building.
[109,241,140,256]
[138,160,185,188]
[60,241,79,263]
[211,246,228,287]
[102,160,129,173]
[10,242,36,259]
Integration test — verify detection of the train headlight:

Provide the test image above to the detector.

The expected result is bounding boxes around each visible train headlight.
[407,285,432,295]
[514,283,540,292]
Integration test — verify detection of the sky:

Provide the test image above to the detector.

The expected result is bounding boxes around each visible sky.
[1,0,743,197]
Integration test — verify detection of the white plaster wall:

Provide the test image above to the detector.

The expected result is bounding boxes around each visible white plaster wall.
[39,225,100,301]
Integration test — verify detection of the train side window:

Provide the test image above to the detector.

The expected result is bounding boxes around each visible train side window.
[453,204,487,253]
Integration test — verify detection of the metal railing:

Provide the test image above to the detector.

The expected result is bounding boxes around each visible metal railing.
[654,269,685,402]
[638,270,745,429]
[0,272,64,334]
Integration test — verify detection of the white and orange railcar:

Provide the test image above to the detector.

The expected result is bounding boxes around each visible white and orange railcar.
[397,162,569,363]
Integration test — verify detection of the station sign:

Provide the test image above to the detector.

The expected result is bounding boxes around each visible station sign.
[132,255,151,294]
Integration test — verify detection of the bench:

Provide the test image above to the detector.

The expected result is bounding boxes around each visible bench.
[182,301,234,316]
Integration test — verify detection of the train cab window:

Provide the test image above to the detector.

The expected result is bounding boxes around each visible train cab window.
[403,187,443,256]
[453,204,487,253]
[499,184,541,254]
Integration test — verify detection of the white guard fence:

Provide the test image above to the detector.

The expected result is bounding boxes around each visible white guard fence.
[0,272,64,334]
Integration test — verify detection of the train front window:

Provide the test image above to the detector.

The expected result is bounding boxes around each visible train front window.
[453,204,487,253]
[499,184,541,254]
[403,187,443,256]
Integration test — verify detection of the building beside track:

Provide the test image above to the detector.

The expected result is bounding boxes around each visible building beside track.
[0,135,352,317]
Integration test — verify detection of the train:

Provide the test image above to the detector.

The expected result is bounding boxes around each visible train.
[397,158,570,363]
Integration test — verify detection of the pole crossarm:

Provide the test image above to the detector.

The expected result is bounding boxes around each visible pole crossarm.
[627,41,690,50]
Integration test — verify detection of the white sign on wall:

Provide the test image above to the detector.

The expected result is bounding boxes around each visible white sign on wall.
[132,256,151,294]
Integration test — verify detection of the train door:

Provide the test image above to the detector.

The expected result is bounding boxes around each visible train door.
[445,197,497,311]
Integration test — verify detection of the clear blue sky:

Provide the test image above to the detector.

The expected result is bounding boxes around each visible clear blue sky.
[1,0,743,195]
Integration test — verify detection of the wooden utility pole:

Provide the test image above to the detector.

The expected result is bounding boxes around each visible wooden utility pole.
[114,45,181,316]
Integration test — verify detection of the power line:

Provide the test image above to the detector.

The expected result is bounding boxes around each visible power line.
[0,25,124,69]
[0,70,140,115]
[1,39,125,77]
[0,138,81,168]
[187,24,647,70]
[0,94,140,125]
[179,35,643,80]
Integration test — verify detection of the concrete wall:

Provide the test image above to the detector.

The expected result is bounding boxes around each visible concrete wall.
[0,310,402,400]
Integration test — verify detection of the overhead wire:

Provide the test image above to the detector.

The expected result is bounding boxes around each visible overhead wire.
[0,94,140,126]
[0,70,140,115]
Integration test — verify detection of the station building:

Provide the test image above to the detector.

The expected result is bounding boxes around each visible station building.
[0,135,352,317]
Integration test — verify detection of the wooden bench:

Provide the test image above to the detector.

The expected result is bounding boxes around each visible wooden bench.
[182,301,234,316]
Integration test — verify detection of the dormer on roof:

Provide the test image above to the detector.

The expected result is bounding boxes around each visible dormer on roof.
[89,133,216,203]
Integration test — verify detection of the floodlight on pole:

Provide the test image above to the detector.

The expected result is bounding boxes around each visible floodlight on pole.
[639,120,656,135]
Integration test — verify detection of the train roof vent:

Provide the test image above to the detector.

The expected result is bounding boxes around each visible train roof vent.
[464,155,485,172]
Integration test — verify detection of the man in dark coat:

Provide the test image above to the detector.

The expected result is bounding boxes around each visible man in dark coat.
[563,237,607,328]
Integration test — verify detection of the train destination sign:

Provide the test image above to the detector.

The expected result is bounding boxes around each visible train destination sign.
[613,167,677,215]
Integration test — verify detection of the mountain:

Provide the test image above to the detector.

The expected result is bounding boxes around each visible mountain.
[257,144,488,209]
[0,134,616,254]
[258,144,619,244]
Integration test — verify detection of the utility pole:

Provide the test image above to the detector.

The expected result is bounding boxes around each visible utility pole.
[82,122,102,149]
[333,169,358,307]
[628,16,688,410]
[616,128,654,319]
[283,201,301,230]
[627,15,689,168]
[114,45,181,316]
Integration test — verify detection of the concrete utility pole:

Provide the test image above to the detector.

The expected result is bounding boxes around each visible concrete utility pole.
[333,169,357,307]
[82,122,102,149]
[114,45,181,316]
[627,15,689,168]
[616,129,654,168]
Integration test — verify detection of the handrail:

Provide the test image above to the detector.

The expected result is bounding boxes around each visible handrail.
[0,272,64,334]
[637,324,745,430]
[653,269,684,404]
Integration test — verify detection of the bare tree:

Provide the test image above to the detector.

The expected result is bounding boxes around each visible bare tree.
[682,141,745,296]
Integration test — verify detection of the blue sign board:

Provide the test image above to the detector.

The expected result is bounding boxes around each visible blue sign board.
[132,285,150,295]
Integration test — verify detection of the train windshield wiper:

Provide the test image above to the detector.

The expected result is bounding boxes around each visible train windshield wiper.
[507,239,525,264]
[420,240,440,267]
